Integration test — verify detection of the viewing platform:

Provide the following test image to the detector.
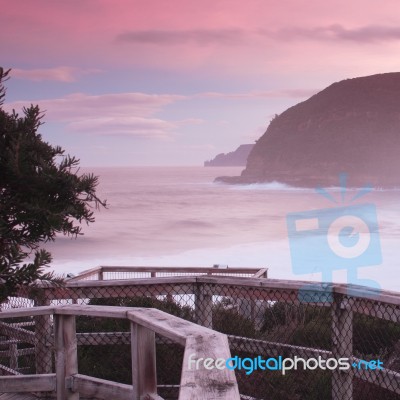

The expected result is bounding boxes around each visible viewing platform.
[1,266,399,399]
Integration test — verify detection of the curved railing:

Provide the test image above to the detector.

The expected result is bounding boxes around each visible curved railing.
[65,265,268,282]
[2,269,400,399]
[0,305,239,399]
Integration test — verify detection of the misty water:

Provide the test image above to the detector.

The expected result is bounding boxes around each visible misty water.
[45,166,400,292]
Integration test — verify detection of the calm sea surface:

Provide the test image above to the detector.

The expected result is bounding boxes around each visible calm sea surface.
[45,166,400,291]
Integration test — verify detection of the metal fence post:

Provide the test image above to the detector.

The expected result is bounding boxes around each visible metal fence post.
[332,295,353,400]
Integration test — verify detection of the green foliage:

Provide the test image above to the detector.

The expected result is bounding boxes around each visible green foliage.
[261,302,400,356]
[261,302,331,349]
[212,299,256,338]
[261,302,293,333]
[76,296,192,384]
[290,306,331,350]
[354,314,400,357]
[236,368,331,400]
[0,69,106,303]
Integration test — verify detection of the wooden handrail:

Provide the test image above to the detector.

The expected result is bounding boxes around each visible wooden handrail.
[7,276,400,399]
[65,265,268,283]
[0,305,240,400]
[0,374,56,392]
[54,275,400,306]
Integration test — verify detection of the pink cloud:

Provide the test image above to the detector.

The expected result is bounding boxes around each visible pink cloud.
[3,0,400,78]
[68,116,204,139]
[197,89,318,99]
[115,29,246,46]
[115,24,400,48]
[5,92,184,120]
[68,117,177,139]
[4,88,314,125]
[12,67,102,82]
[3,86,316,141]
[266,24,400,43]
[4,91,202,140]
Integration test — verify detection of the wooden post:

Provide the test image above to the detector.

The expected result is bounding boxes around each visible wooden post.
[55,314,79,400]
[34,294,52,374]
[98,269,104,280]
[55,314,66,400]
[253,268,268,279]
[332,296,353,400]
[131,322,157,400]
[195,283,213,328]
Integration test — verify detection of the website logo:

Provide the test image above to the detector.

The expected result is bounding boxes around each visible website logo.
[188,353,384,376]
[286,173,382,301]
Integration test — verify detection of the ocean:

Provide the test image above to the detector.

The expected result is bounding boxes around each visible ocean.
[44,166,400,292]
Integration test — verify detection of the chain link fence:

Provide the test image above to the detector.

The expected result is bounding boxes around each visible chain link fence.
[1,272,400,399]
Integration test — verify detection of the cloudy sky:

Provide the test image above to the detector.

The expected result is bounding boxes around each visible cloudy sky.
[3,0,400,166]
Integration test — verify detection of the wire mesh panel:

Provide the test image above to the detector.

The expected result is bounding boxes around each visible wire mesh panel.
[2,276,400,399]
[206,284,333,399]
[0,317,37,376]
[76,313,132,384]
[346,295,400,400]
[74,296,188,390]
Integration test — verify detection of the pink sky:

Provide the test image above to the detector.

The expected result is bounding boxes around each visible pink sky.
[3,0,400,165]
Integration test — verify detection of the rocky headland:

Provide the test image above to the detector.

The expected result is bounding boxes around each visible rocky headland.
[204,144,254,167]
[216,73,400,188]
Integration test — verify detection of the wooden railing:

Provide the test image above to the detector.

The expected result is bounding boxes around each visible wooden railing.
[0,305,240,400]
[5,274,400,399]
[65,265,268,282]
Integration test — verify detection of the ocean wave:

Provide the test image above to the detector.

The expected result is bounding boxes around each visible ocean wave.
[229,182,400,192]
[229,181,312,191]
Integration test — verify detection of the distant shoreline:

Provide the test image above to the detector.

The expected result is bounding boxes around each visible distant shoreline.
[214,174,400,190]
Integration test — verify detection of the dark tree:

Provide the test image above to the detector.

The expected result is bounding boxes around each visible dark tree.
[0,69,106,303]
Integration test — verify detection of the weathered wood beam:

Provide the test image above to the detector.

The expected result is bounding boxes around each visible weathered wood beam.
[0,373,56,392]
[131,322,157,399]
[127,308,210,346]
[0,306,54,319]
[180,333,240,400]
[55,314,79,400]
[55,304,132,318]
[69,374,136,400]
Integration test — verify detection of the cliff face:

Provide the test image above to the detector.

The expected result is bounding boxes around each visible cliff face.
[204,144,254,166]
[217,73,400,187]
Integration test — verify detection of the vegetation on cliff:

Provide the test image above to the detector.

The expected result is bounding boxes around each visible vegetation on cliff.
[204,144,254,166]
